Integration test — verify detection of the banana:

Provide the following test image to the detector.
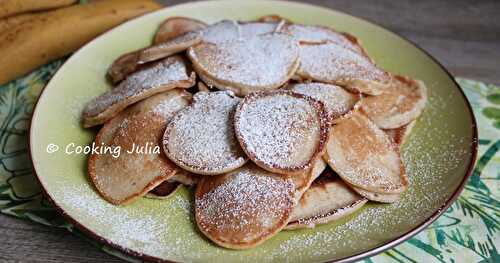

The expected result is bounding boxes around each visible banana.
[0,13,34,33]
[0,0,162,85]
[0,0,77,19]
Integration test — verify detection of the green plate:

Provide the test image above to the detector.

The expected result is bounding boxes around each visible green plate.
[30,1,477,262]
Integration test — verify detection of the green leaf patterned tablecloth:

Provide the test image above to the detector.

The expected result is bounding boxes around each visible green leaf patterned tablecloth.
[0,60,498,262]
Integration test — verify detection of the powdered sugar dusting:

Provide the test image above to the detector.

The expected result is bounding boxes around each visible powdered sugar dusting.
[83,55,193,118]
[239,22,279,39]
[151,91,191,118]
[55,184,194,257]
[163,91,246,174]
[290,82,358,120]
[236,92,324,170]
[196,164,295,242]
[282,24,362,53]
[188,33,299,89]
[201,20,240,44]
[297,42,388,83]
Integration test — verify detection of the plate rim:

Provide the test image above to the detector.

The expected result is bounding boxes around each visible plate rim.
[28,1,479,262]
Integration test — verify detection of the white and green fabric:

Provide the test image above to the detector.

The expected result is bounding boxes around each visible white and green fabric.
[0,60,498,262]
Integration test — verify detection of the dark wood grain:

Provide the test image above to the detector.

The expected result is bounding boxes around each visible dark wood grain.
[1,0,498,262]
[0,215,123,263]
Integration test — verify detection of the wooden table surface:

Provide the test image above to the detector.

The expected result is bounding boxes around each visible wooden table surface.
[1,0,498,262]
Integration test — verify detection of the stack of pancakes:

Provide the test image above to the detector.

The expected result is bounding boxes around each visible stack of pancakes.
[82,15,427,249]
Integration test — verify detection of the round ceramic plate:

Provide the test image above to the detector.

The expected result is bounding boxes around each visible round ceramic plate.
[30,1,477,262]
